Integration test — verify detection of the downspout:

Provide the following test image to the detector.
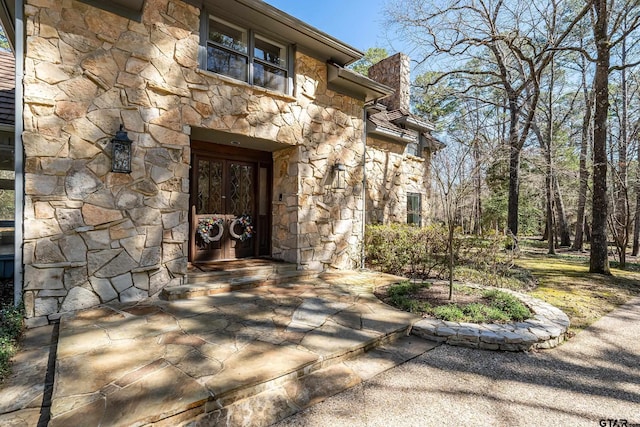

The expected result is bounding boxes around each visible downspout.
[360,100,378,269]
[14,0,24,306]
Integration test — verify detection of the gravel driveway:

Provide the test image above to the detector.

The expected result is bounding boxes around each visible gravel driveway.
[274,297,640,427]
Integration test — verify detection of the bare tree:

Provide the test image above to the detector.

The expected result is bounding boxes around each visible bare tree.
[586,0,640,274]
[388,0,590,240]
[432,140,476,299]
[571,49,594,252]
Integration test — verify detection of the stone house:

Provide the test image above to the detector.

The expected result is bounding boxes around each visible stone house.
[0,0,440,326]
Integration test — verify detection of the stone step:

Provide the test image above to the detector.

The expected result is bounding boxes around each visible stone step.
[186,262,300,284]
[162,269,319,300]
[157,331,438,426]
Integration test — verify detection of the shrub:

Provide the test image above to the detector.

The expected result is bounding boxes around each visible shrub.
[0,302,23,381]
[432,304,464,321]
[462,303,509,323]
[386,281,432,313]
[483,290,531,321]
[365,224,525,287]
[383,281,532,324]
[365,223,449,278]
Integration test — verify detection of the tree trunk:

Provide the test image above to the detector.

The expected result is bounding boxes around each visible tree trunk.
[448,221,454,300]
[590,0,611,275]
[572,76,592,252]
[507,94,521,238]
[614,33,629,268]
[545,132,556,254]
[473,139,482,235]
[546,199,556,254]
[553,174,571,247]
[633,170,640,255]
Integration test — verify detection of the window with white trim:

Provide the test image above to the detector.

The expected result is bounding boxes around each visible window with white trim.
[203,16,291,94]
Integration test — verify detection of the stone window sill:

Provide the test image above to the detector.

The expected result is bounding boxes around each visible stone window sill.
[405,154,426,163]
[195,69,297,102]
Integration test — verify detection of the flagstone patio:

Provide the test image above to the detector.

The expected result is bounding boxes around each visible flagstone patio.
[43,271,432,426]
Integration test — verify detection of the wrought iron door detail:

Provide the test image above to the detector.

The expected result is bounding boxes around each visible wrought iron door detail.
[197,159,223,214]
[230,163,254,215]
[190,143,270,263]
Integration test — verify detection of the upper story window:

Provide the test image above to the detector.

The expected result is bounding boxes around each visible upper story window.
[204,16,291,94]
[406,140,420,157]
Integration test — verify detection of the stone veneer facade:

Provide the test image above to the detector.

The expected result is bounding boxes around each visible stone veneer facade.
[365,53,433,225]
[21,0,368,324]
[365,138,431,225]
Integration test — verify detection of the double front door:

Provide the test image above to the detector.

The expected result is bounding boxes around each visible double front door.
[190,144,271,263]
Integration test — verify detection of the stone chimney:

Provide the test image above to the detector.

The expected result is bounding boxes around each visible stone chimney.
[367,52,410,111]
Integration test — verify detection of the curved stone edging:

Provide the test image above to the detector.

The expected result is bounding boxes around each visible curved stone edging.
[411,288,570,352]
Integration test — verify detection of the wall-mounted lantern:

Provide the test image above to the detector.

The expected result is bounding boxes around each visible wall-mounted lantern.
[333,162,346,190]
[111,125,132,173]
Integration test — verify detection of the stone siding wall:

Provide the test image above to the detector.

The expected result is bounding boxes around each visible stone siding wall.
[367,53,411,112]
[365,136,430,225]
[22,0,365,324]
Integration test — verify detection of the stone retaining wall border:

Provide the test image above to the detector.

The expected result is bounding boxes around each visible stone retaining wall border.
[411,287,570,352]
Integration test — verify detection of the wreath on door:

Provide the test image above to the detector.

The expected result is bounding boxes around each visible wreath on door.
[229,215,254,241]
[196,217,224,243]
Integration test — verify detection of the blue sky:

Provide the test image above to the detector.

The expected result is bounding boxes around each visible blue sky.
[263,0,399,53]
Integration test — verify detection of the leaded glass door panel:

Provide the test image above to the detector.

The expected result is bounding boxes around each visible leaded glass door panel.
[226,161,255,259]
[190,155,257,262]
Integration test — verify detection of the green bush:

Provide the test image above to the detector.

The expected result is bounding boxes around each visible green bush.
[0,302,23,381]
[432,304,464,321]
[483,290,531,321]
[383,281,531,324]
[462,303,509,323]
[365,223,450,277]
[428,290,530,323]
[387,281,431,313]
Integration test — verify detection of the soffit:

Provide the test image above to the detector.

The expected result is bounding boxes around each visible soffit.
[327,63,394,103]
[77,0,145,21]
[191,127,292,152]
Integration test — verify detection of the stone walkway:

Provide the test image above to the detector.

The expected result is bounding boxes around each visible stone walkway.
[0,271,584,426]
[0,271,429,426]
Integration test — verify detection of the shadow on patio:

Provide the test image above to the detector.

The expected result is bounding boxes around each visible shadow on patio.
[39,271,433,426]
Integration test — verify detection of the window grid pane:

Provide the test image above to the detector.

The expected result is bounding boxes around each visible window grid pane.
[253,62,286,92]
[205,16,289,93]
[254,36,286,68]
[407,193,422,225]
[209,18,247,53]
[207,45,248,82]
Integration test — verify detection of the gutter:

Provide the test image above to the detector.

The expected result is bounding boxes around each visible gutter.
[361,100,382,269]
[13,0,24,306]
[368,124,418,144]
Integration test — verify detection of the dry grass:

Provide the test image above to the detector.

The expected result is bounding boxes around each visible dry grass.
[516,250,640,334]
